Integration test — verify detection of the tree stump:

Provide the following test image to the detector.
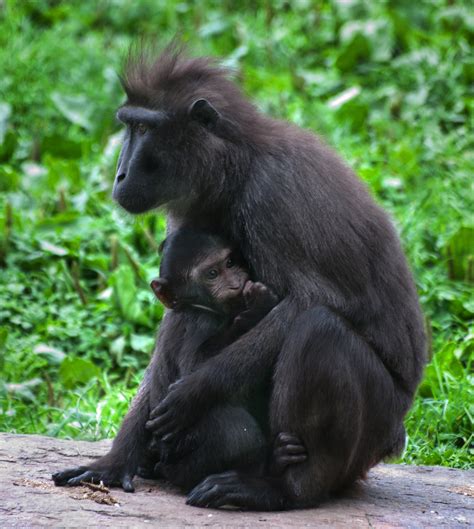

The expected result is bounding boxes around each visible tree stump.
[0,432,472,528]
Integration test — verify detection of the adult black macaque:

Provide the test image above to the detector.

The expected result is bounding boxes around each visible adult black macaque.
[53,46,426,510]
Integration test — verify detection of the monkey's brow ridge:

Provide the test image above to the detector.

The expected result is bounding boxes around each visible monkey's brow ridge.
[116,106,168,125]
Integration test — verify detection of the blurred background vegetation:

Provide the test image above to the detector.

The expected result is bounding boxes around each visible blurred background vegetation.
[0,0,472,468]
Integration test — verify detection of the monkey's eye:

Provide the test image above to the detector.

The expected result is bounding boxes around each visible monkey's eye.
[137,123,148,135]
[207,269,219,280]
[226,258,235,268]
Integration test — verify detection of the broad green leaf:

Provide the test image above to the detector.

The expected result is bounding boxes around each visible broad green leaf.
[59,357,100,389]
[110,265,151,326]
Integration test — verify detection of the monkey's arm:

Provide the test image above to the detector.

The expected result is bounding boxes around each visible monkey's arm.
[146,296,297,440]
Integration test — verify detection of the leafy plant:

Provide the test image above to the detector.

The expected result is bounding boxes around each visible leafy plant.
[0,0,472,468]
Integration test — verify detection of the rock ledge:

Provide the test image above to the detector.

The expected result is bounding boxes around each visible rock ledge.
[0,433,472,528]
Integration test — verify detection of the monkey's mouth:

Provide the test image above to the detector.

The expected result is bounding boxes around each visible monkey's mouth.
[234,278,250,296]
[172,298,220,315]
[170,297,215,314]
[229,276,249,296]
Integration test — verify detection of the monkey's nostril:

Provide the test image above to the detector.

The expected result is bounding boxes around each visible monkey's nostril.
[116,173,126,183]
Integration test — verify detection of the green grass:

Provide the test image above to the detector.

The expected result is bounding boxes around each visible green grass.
[0,1,472,468]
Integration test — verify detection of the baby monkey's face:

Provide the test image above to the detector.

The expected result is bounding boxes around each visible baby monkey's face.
[151,245,249,315]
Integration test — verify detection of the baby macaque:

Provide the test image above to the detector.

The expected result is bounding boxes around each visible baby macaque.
[151,228,279,354]
[143,228,306,489]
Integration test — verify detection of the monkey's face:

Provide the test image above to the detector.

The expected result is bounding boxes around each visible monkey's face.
[151,249,249,315]
[112,100,222,214]
[112,107,187,213]
[191,250,249,313]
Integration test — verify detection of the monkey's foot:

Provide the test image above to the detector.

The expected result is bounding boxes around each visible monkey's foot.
[186,470,287,511]
[272,432,307,475]
[52,464,135,492]
[136,465,158,479]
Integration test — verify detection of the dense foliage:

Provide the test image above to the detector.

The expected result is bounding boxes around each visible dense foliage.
[0,1,472,468]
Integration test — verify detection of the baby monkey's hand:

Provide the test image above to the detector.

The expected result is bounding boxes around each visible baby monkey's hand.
[243,281,279,315]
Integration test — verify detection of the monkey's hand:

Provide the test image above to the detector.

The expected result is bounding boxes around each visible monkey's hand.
[145,376,209,442]
[242,281,279,318]
[52,456,136,492]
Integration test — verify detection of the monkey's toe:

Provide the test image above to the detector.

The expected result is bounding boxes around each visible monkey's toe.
[272,432,307,474]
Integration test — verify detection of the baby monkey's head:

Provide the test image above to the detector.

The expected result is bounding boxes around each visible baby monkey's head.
[151,228,249,315]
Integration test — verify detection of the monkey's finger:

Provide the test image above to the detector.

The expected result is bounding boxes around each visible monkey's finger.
[160,421,188,442]
[146,417,183,439]
[188,471,239,499]
[149,402,169,420]
[121,473,135,492]
[145,410,174,431]
[242,280,254,297]
[186,484,219,507]
[274,444,307,456]
[275,432,303,446]
[161,432,178,443]
[66,470,100,486]
[145,419,173,436]
[149,390,180,418]
[277,454,307,466]
[206,492,247,509]
[52,467,87,485]
[167,378,185,391]
[187,483,239,508]
[149,406,160,420]
[198,470,240,485]
[155,418,183,439]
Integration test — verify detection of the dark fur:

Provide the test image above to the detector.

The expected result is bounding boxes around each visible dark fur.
[141,227,279,489]
[53,45,426,510]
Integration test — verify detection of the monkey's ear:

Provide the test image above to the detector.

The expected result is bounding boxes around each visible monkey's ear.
[150,277,168,292]
[189,99,220,128]
[150,278,173,309]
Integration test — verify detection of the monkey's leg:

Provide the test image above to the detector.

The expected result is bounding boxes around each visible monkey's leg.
[53,312,184,492]
[52,373,151,492]
[158,405,267,491]
[270,305,408,507]
[187,306,407,510]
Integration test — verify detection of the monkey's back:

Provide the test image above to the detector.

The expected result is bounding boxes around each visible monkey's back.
[232,123,426,395]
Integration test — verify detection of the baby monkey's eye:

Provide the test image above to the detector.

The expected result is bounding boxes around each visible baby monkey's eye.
[137,123,148,135]
[226,258,235,268]
[207,269,219,279]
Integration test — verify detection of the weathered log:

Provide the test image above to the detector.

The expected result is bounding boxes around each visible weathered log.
[0,433,472,528]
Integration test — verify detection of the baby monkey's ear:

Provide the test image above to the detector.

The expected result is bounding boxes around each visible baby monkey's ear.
[150,277,173,309]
